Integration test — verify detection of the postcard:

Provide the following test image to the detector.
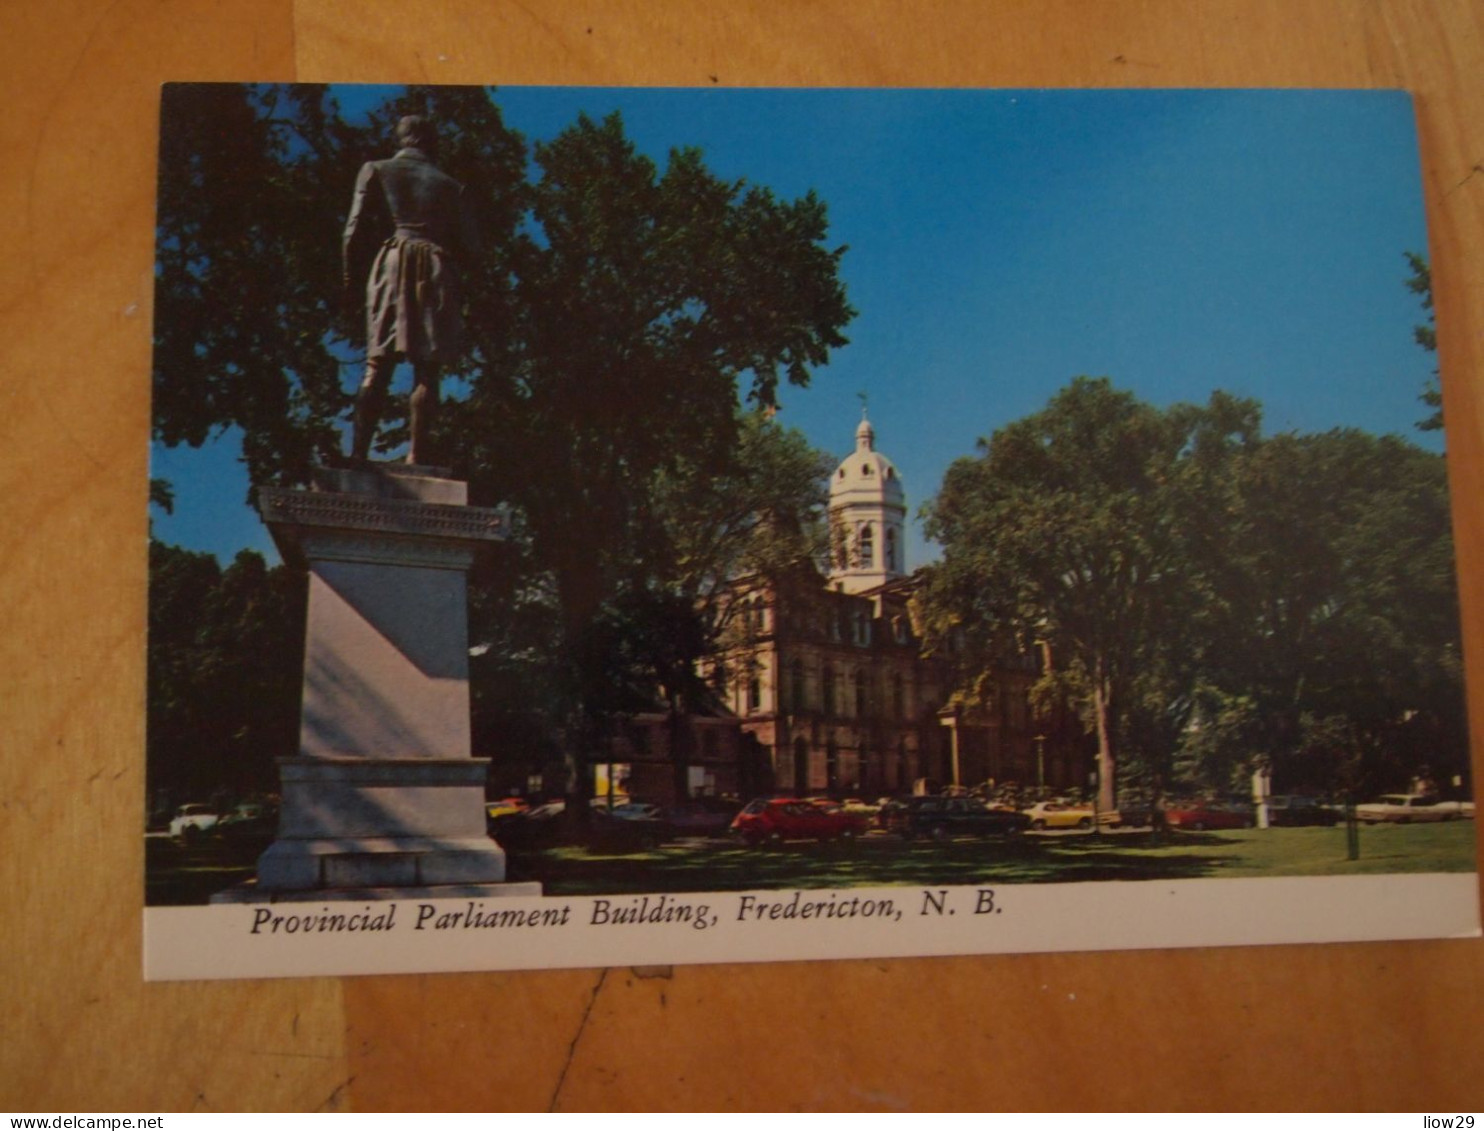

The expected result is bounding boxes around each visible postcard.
[144,83,1479,981]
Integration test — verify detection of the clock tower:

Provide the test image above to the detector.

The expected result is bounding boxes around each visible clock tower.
[828,411,907,594]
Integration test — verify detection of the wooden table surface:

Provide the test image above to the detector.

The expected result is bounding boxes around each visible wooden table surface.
[4,0,1483,1112]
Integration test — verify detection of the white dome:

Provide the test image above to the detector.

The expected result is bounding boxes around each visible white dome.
[831,414,905,509]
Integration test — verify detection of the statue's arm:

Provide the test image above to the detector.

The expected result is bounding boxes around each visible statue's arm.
[342,162,384,294]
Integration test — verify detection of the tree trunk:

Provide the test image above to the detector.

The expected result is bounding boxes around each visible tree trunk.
[1092,664,1117,813]
[669,691,691,804]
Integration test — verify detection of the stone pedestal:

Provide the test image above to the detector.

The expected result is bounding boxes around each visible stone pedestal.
[222,463,539,901]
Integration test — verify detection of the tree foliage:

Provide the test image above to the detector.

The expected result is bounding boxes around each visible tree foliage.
[919,377,1463,807]
[147,542,305,806]
[152,86,853,802]
[1405,251,1442,432]
[1201,428,1464,796]
[154,84,529,486]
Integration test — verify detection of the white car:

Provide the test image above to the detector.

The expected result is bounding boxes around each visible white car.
[168,803,220,841]
[1354,794,1466,824]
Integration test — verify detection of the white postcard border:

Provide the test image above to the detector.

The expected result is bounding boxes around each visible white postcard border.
[144,872,1481,981]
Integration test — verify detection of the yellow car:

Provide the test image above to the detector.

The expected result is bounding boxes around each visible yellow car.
[1022,800,1122,831]
[485,797,530,821]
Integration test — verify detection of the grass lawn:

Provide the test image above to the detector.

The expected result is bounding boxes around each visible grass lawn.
[506,821,1480,897]
[144,820,1478,904]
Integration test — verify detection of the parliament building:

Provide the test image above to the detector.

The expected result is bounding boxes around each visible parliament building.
[567,412,1088,805]
[706,413,1084,800]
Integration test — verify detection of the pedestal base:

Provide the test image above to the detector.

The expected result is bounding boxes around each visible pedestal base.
[251,757,532,894]
[247,465,526,903]
[256,834,513,889]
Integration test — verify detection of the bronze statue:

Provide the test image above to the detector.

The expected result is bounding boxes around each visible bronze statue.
[342,115,477,465]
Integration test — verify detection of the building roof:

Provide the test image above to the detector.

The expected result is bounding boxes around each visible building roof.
[830,411,906,511]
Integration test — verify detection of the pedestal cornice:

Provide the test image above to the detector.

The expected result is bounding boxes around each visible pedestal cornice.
[259,483,507,569]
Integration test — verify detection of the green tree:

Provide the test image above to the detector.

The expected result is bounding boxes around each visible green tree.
[1200,428,1464,797]
[147,541,305,808]
[153,83,527,487]
[919,377,1260,811]
[1405,251,1442,432]
[452,111,850,806]
[153,88,853,812]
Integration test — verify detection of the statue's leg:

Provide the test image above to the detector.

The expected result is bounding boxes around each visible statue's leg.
[408,362,440,465]
[351,354,394,463]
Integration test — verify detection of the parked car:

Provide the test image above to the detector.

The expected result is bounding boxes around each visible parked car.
[802,796,845,812]
[1021,800,1122,830]
[1356,793,1465,824]
[590,797,664,817]
[666,797,743,837]
[491,800,672,849]
[1265,795,1339,827]
[210,801,279,860]
[587,805,672,850]
[731,798,867,845]
[485,797,529,821]
[1165,800,1253,831]
[881,796,1031,841]
[168,803,220,842]
[213,801,278,839]
[490,800,566,845]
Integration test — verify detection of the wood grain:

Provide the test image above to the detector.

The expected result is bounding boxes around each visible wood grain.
[2,0,1481,1112]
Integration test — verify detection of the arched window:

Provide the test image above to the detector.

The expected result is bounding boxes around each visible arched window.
[859,523,874,569]
[885,527,898,572]
[747,665,762,713]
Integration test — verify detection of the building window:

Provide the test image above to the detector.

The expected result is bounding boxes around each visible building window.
[748,669,762,714]
[854,669,868,718]
[823,665,837,716]
[859,523,874,569]
[790,659,806,712]
[893,672,905,719]
[853,609,870,646]
[885,527,897,572]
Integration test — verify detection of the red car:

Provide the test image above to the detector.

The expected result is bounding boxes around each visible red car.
[1165,800,1254,831]
[731,798,867,846]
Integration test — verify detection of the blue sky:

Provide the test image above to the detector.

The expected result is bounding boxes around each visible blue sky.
[151,86,1435,567]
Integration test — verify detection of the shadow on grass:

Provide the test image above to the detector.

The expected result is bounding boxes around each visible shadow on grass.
[507,831,1230,897]
[150,826,1328,904]
[145,836,260,906]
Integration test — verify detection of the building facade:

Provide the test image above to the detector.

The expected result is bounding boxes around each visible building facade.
[714,413,1082,799]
